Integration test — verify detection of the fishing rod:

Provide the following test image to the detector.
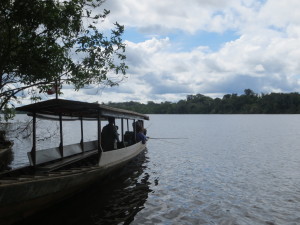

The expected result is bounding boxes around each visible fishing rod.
[147,137,188,140]
[145,123,152,129]
[151,138,179,146]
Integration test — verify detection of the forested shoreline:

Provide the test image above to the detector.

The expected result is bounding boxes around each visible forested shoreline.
[106,89,300,114]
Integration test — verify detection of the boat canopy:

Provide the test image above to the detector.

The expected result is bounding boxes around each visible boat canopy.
[16,99,149,121]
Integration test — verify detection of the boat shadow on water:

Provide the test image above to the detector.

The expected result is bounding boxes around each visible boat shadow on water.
[15,150,152,225]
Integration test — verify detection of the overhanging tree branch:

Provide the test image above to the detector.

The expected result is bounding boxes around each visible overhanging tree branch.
[0,0,127,119]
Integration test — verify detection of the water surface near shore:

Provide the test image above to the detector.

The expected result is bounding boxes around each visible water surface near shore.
[5,114,300,224]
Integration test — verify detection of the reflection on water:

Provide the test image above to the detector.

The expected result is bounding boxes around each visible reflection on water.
[4,114,300,224]
[16,150,152,225]
[133,115,300,225]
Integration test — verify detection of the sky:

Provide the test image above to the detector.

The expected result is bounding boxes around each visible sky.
[61,0,300,104]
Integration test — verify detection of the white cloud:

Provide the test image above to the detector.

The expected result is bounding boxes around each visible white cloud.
[122,27,300,101]
[102,0,246,34]
[54,0,300,103]
[258,1,300,27]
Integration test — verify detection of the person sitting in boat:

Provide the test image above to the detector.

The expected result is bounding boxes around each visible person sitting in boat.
[101,117,119,151]
[133,120,147,136]
[136,126,148,144]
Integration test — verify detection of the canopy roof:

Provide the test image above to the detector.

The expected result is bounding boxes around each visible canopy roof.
[16,99,149,121]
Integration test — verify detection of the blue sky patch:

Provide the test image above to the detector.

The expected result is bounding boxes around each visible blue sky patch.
[123,27,149,43]
[123,27,240,52]
[169,30,240,52]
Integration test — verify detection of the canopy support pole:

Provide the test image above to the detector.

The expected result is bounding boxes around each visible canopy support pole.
[59,113,64,158]
[80,117,84,152]
[55,79,59,100]
[97,112,102,161]
[133,119,136,143]
[31,112,37,166]
[121,118,124,143]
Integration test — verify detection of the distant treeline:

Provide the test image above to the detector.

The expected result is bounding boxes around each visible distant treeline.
[106,89,300,114]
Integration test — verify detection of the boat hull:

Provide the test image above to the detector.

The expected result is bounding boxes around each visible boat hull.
[0,142,146,225]
[0,141,13,155]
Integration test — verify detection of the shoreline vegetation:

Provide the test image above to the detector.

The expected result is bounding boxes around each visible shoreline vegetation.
[3,89,300,117]
[105,89,300,114]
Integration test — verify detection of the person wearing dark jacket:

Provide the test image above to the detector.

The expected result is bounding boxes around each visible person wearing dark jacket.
[101,117,119,151]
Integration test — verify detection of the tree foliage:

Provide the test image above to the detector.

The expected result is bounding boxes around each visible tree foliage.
[0,0,127,120]
[106,89,300,114]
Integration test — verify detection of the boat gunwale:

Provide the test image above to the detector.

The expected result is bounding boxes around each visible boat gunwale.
[0,142,146,187]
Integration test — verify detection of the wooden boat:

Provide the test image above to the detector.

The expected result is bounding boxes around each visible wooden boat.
[0,99,149,225]
[0,130,14,155]
[0,141,13,155]
[0,141,14,172]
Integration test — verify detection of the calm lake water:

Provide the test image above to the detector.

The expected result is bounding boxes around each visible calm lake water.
[3,114,300,225]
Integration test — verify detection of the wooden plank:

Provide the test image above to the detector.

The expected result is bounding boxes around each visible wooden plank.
[0,180,19,184]
[37,150,98,172]
[27,141,97,166]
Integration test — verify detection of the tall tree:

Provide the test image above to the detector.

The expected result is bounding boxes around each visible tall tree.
[0,0,127,120]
